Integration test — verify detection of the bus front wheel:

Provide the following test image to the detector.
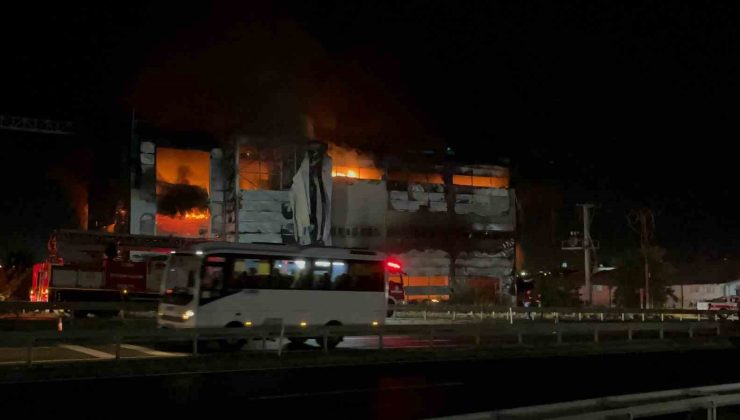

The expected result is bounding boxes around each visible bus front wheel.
[315,321,342,350]
[219,322,247,351]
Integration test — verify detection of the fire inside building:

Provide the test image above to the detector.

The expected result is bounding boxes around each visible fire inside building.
[126,129,517,304]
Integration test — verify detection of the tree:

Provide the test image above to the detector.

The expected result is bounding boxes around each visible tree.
[612,246,676,308]
[533,270,582,307]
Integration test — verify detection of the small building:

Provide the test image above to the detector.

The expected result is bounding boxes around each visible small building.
[579,259,740,308]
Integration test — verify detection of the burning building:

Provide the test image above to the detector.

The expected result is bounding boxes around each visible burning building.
[129,129,517,303]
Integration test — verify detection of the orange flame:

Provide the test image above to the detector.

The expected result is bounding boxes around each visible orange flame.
[156,209,211,237]
[183,209,209,220]
[328,144,382,180]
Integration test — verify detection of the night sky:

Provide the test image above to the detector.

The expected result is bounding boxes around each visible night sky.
[1,1,739,261]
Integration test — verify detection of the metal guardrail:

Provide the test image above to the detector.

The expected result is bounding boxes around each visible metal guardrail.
[395,303,737,316]
[435,382,740,419]
[0,320,726,367]
[0,301,734,320]
[392,304,737,324]
[0,301,156,314]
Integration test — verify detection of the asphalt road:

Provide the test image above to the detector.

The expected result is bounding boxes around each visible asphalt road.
[0,334,466,366]
[0,316,726,366]
[3,347,740,419]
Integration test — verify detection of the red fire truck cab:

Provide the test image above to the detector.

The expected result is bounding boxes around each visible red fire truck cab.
[30,230,208,305]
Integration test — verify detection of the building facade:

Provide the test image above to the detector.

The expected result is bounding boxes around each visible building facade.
[129,135,517,303]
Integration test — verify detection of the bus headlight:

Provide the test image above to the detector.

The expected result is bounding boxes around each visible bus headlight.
[244,321,253,327]
[372,321,379,327]
[182,310,195,320]
[299,321,308,327]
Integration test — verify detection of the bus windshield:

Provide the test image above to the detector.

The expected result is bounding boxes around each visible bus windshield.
[162,255,200,304]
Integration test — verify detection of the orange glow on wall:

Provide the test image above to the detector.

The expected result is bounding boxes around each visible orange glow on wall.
[401,275,450,301]
[156,148,210,193]
[403,276,449,287]
[452,175,508,188]
[240,160,272,190]
[405,294,450,302]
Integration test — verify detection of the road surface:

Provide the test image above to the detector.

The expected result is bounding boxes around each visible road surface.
[3,347,740,419]
[0,334,467,365]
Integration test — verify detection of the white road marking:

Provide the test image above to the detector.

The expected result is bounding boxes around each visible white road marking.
[120,344,185,357]
[58,344,115,359]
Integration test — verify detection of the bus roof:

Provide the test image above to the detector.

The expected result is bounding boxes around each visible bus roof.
[184,242,386,261]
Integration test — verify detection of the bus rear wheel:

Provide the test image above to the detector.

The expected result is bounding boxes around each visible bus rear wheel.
[387,299,395,318]
[219,322,247,351]
[315,321,342,350]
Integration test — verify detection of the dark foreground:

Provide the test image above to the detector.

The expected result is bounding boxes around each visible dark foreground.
[3,342,740,419]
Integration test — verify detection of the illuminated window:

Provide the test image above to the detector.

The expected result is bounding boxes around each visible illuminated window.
[156,148,210,192]
[240,161,272,190]
[328,143,383,180]
[452,174,509,188]
[230,257,272,290]
[331,166,383,180]
[155,147,211,237]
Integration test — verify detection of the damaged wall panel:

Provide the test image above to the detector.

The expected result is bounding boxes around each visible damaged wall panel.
[331,179,387,249]
[455,188,510,216]
[238,190,292,244]
[456,251,514,279]
[388,185,447,213]
[130,141,157,235]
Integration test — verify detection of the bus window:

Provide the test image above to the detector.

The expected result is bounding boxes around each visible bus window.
[231,257,271,290]
[292,260,314,289]
[348,261,384,292]
[201,265,224,297]
[331,261,350,290]
[273,259,308,289]
[331,261,348,282]
[312,260,332,290]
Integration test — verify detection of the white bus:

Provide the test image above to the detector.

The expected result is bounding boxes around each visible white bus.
[157,242,390,349]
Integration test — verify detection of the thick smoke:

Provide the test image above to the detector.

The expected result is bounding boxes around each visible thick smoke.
[131,11,437,151]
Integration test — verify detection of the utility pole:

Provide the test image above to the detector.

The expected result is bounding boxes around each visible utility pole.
[582,204,594,306]
[641,212,650,309]
[562,204,599,306]
[629,208,655,309]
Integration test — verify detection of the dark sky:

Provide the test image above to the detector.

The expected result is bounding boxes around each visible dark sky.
[1,1,739,259]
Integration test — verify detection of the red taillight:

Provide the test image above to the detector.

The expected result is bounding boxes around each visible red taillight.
[386,260,402,271]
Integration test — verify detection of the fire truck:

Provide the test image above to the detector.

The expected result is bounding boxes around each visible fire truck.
[696,296,740,311]
[385,258,406,317]
[30,230,209,306]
